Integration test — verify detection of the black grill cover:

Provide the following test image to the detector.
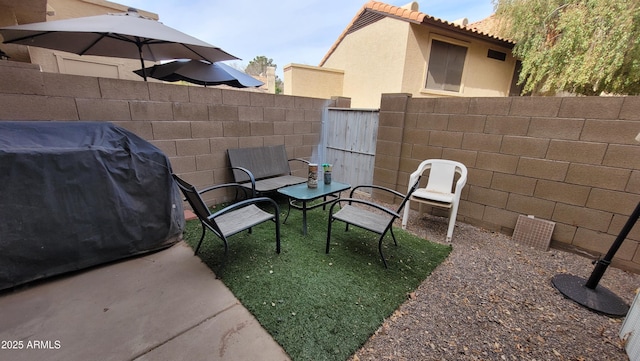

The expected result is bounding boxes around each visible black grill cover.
[0,121,184,290]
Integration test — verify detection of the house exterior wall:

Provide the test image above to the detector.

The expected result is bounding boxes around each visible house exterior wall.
[286,16,517,109]
[407,23,517,98]
[48,0,136,19]
[373,93,640,273]
[321,17,410,109]
[283,64,344,99]
[399,22,427,95]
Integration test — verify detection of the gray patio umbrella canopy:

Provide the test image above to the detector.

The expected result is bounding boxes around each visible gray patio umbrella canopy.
[0,8,238,80]
[134,60,264,87]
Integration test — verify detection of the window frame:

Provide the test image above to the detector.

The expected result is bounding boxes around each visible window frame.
[421,35,470,96]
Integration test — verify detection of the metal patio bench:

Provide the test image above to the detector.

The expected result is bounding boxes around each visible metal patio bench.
[227,144,309,195]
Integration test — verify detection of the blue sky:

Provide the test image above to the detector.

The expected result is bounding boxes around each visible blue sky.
[122,0,495,78]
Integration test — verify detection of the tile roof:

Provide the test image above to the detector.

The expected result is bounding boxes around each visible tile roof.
[367,1,426,22]
[467,14,503,37]
[319,1,514,66]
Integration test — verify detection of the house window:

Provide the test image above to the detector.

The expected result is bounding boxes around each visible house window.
[425,39,467,92]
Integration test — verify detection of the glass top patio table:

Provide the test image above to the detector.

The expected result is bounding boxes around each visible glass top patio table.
[277,181,351,235]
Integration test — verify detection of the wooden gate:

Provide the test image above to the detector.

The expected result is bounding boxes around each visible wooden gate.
[321,108,379,192]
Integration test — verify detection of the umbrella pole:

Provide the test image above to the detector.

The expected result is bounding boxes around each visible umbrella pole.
[585,200,640,288]
[550,200,639,317]
[551,133,640,317]
[137,41,147,81]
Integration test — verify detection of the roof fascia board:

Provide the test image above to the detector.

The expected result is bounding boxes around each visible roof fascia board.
[420,17,514,49]
[365,8,514,49]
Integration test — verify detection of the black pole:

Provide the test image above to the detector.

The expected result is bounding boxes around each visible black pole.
[551,200,639,317]
[139,56,147,81]
[136,39,147,81]
[551,133,638,317]
[585,200,640,289]
[127,9,147,81]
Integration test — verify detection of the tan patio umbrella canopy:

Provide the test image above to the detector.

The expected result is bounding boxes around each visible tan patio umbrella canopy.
[0,8,239,80]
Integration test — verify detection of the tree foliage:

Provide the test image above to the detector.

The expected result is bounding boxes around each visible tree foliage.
[494,0,640,95]
[244,55,276,76]
[245,55,283,94]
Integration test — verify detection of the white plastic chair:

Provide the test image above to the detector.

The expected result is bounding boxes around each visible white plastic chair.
[401,159,468,242]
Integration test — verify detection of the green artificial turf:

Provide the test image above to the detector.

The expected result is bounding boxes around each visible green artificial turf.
[182,200,451,361]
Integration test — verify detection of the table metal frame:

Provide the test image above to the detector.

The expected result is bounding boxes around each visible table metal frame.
[277,181,351,235]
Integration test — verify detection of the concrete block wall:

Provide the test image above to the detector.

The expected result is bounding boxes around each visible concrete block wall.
[0,60,332,205]
[374,93,640,272]
[4,60,640,271]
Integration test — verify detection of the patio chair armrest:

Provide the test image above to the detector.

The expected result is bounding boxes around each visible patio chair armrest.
[288,158,309,175]
[349,184,406,200]
[408,172,423,192]
[174,181,250,203]
[288,158,310,165]
[208,196,280,220]
[231,166,257,197]
[454,173,467,192]
[329,198,400,218]
[196,182,251,199]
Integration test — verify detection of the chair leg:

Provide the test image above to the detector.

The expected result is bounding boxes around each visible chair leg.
[221,235,229,254]
[401,201,410,230]
[378,234,388,268]
[194,222,207,255]
[283,197,292,224]
[389,226,398,246]
[274,214,281,254]
[446,204,460,242]
[326,217,334,254]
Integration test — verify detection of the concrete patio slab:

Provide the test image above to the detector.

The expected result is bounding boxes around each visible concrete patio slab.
[0,241,290,361]
[136,304,288,361]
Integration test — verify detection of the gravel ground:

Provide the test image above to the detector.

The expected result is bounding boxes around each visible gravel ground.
[348,198,640,361]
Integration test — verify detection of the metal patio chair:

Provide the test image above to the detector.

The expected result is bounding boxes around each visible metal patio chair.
[326,181,420,268]
[172,172,281,256]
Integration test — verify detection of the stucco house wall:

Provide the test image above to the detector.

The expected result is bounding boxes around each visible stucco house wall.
[284,1,517,109]
[283,64,344,100]
[322,16,409,109]
[407,23,516,98]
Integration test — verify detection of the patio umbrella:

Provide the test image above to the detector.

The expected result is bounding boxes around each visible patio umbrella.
[133,60,264,88]
[0,8,238,80]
